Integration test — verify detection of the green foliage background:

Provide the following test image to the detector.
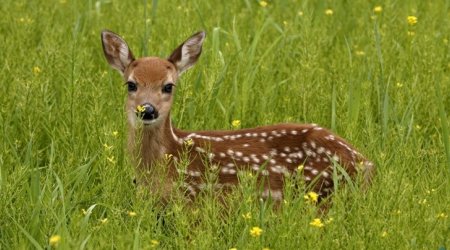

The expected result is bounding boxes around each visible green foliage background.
[0,0,449,249]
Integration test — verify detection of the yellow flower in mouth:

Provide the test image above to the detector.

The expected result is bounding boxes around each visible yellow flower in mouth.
[136,105,146,113]
[407,16,418,25]
[309,218,324,228]
[231,120,241,128]
[249,226,263,237]
[49,235,61,247]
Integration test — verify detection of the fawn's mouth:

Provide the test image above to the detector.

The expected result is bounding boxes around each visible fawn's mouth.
[142,118,160,126]
[135,104,160,125]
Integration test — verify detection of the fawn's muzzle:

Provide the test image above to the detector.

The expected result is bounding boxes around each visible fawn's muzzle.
[137,103,159,121]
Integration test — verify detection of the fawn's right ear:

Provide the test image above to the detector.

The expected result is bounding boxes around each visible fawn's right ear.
[101,30,135,75]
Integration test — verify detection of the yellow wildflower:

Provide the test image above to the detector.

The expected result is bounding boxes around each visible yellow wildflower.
[309,218,324,228]
[259,1,268,7]
[437,213,448,219]
[33,66,41,75]
[396,82,403,88]
[107,156,116,164]
[304,191,319,203]
[184,138,194,146]
[373,6,382,14]
[407,31,415,36]
[407,16,418,25]
[81,209,88,215]
[229,248,237,250]
[263,248,270,250]
[136,105,146,113]
[297,11,304,16]
[128,211,137,217]
[150,240,160,248]
[250,226,263,237]
[100,218,108,224]
[426,188,436,194]
[231,120,241,128]
[242,212,252,220]
[283,21,288,26]
[103,143,113,150]
[325,9,333,16]
[49,235,61,247]
[112,131,119,137]
[355,50,365,56]
[164,153,173,160]
[297,164,304,171]
[381,231,388,237]
[325,217,334,224]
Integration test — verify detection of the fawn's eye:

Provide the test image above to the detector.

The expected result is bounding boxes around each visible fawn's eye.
[127,81,137,92]
[162,83,174,94]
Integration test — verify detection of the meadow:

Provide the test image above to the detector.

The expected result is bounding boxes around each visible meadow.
[0,0,449,249]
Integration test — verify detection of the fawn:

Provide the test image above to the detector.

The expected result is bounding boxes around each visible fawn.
[101,30,375,205]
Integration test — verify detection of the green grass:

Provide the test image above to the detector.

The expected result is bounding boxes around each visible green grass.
[1,0,449,249]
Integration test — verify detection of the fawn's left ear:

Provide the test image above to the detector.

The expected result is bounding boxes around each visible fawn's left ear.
[101,30,135,75]
[168,31,205,75]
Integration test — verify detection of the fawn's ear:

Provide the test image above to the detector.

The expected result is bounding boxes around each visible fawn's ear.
[168,31,205,75]
[101,30,135,75]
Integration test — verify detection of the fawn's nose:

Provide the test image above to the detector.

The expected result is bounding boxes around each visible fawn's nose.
[137,103,159,121]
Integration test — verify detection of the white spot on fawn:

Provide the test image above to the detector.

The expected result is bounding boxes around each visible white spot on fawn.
[195,147,205,153]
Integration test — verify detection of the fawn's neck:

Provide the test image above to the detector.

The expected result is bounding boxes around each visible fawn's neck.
[129,114,182,170]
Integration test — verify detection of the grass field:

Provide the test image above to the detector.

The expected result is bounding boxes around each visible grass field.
[1,0,449,249]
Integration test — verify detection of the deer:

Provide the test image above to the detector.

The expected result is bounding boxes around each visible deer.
[100,30,375,206]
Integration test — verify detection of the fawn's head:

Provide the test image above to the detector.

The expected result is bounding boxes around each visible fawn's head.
[101,30,205,128]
